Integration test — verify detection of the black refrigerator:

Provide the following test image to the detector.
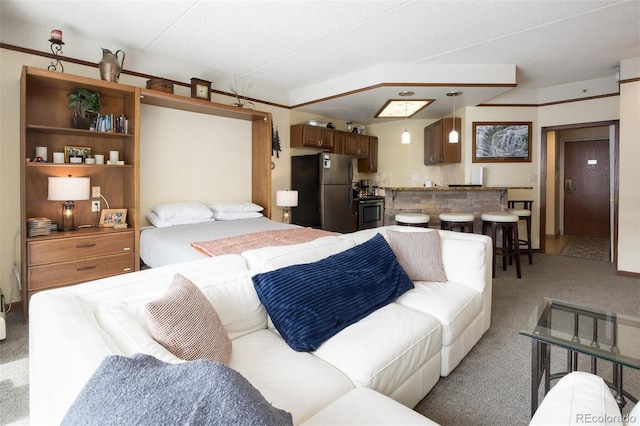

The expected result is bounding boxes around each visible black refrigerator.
[291,153,354,233]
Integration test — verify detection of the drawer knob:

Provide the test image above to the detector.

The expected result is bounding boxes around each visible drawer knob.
[76,243,96,249]
[123,247,131,251]
[123,267,132,272]
[76,265,96,271]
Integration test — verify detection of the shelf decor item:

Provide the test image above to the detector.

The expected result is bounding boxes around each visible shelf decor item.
[67,88,101,129]
[99,48,125,83]
[47,176,90,231]
[64,146,91,163]
[191,78,212,101]
[99,209,128,228]
[47,29,65,73]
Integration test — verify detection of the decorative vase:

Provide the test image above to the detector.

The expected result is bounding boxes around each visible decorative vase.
[99,48,125,83]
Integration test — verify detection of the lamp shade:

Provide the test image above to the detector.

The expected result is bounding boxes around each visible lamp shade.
[48,177,90,201]
[276,190,298,207]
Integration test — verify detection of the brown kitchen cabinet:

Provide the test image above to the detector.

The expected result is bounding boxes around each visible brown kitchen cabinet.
[290,124,334,150]
[424,118,461,164]
[344,133,369,157]
[358,136,378,172]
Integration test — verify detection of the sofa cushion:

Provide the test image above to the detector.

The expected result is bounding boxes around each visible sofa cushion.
[301,388,439,426]
[146,274,232,364]
[386,229,447,282]
[252,233,414,351]
[242,235,353,271]
[230,329,354,425]
[396,281,484,346]
[62,353,292,426]
[312,303,442,397]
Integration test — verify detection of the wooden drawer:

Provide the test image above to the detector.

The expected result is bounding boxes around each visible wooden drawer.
[28,231,134,266]
[28,252,135,291]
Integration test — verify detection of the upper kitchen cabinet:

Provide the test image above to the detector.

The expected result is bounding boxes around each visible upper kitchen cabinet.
[290,124,334,150]
[424,118,461,164]
[357,136,378,173]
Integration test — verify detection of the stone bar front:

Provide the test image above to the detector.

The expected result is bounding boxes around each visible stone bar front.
[381,186,518,231]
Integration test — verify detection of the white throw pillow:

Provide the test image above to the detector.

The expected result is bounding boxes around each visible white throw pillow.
[211,211,263,221]
[208,201,263,213]
[151,201,212,221]
[146,211,215,228]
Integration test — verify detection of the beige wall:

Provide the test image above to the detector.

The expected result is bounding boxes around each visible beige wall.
[1,48,638,304]
[0,48,291,304]
[618,79,640,273]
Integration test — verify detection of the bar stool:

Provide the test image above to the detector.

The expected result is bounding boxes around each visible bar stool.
[481,212,521,278]
[395,213,430,228]
[508,200,533,265]
[439,213,475,233]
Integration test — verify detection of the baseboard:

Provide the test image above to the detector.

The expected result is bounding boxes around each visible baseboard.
[616,270,640,279]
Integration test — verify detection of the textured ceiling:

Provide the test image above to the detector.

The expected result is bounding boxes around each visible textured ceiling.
[1,0,638,123]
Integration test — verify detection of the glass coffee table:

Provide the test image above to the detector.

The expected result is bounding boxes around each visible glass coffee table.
[520,298,640,417]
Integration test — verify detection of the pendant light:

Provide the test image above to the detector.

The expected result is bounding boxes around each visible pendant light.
[447,91,462,143]
[399,91,414,144]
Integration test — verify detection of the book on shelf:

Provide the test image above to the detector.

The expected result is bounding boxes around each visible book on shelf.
[90,114,128,134]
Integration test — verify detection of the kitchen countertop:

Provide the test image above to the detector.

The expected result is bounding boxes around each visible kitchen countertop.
[381,186,533,191]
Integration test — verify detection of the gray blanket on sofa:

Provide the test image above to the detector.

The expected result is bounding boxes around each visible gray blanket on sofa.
[62,353,292,426]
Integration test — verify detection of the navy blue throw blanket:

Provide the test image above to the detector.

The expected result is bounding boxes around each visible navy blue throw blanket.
[62,354,292,426]
[252,233,414,352]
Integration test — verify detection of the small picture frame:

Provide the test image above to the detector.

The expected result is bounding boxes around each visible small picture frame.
[99,209,128,228]
[472,122,532,163]
[64,146,91,163]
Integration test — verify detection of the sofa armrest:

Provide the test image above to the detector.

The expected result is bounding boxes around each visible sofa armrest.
[530,371,623,426]
[29,291,121,425]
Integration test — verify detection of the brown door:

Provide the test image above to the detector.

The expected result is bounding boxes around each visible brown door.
[564,140,610,237]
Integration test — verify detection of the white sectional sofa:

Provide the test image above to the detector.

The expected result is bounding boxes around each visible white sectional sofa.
[29,226,492,425]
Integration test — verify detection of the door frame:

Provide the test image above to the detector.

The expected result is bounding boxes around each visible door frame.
[540,120,619,263]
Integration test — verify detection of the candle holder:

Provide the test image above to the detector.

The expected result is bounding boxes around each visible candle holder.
[47,38,65,73]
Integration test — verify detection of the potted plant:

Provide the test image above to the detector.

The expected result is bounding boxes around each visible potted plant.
[67,88,101,129]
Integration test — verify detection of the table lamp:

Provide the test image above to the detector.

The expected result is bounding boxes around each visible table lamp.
[48,176,90,231]
[276,190,298,224]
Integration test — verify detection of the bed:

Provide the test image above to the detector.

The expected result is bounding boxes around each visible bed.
[140,217,302,268]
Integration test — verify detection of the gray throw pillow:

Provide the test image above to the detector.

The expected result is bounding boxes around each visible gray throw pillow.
[386,230,447,282]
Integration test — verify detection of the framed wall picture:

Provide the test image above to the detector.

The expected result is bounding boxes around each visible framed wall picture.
[472,122,532,162]
[99,208,128,228]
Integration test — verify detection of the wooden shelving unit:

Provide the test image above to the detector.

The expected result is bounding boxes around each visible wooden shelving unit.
[20,66,140,321]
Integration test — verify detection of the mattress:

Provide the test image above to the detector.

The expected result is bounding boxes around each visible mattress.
[140,217,300,268]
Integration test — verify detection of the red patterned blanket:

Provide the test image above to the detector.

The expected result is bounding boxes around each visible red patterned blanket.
[191,228,338,257]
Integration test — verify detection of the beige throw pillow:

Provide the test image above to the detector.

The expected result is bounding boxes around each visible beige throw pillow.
[386,230,447,282]
[145,274,232,364]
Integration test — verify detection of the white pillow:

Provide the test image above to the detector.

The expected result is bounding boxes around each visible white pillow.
[208,201,263,213]
[146,212,215,228]
[151,201,212,221]
[211,211,263,221]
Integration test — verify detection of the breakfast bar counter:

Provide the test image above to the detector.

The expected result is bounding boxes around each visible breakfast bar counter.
[380,186,533,229]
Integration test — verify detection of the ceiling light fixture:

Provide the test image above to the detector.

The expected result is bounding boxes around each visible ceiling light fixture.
[399,91,414,144]
[447,91,462,143]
